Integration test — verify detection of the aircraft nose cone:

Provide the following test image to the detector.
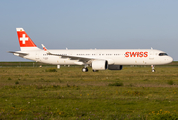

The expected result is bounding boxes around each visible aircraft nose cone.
[170,57,173,62]
[168,56,173,63]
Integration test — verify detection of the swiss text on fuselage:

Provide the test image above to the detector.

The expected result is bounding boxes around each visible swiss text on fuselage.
[125,52,148,57]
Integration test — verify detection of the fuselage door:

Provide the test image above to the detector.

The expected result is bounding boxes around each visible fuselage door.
[149,50,154,60]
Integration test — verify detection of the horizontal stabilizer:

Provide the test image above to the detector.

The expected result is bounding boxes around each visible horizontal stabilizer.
[8,51,28,57]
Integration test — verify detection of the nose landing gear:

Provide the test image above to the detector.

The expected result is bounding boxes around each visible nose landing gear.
[151,65,155,72]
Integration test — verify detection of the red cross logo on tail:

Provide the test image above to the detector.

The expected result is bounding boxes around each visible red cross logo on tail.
[16,28,37,47]
[20,34,28,44]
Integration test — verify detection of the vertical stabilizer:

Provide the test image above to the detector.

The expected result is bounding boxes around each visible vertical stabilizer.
[16,28,40,51]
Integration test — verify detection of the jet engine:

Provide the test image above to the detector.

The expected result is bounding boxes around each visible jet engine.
[108,65,123,70]
[92,60,108,70]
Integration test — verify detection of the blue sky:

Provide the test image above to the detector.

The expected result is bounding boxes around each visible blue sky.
[0,0,178,61]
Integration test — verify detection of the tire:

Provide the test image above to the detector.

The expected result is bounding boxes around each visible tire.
[82,68,88,72]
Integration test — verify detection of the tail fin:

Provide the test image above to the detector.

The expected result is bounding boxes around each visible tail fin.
[16,28,40,51]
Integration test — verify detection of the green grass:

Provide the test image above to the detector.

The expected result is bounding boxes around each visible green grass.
[45,68,57,72]
[0,63,178,119]
[108,82,123,86]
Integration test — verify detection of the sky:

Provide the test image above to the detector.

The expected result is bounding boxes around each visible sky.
[0,0,178,61]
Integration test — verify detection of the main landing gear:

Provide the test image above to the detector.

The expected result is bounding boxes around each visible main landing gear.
[82,67,88,72]
[82,65,98,72]
[82,67,99,72]
[82,65,88,72]
[151,65,155,72]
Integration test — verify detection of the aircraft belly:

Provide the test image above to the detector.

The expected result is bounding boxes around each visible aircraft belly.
[57,59,75,65]
[24,53,36,61]
[41,57,75,65]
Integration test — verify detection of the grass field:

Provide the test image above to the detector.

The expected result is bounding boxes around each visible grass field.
[0,62,178,119]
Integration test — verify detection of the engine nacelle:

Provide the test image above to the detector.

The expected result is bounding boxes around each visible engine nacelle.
[92,60,108,70]
[108,65,123,70]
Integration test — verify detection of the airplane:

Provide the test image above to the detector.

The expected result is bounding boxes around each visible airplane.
[9,28,173,72]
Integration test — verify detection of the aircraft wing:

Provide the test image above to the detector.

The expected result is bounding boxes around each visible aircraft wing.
[48,52,99,63]
[42,44,103,64]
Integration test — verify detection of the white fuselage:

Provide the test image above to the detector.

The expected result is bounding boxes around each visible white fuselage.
[17,49,173,66]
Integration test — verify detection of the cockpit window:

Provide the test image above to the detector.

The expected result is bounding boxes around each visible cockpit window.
[159,53,168,56]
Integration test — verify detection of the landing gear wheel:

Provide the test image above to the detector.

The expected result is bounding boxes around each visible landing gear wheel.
[82,67,88,72]
[92,70,98,72]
